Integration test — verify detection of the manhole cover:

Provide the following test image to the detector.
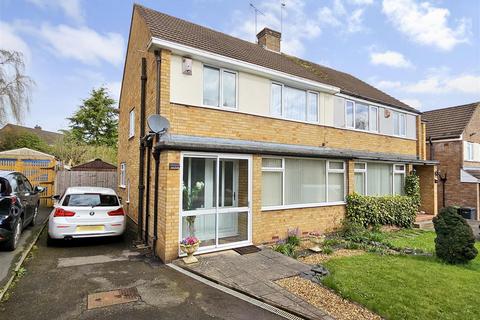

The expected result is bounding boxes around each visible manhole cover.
[87,287,140,310]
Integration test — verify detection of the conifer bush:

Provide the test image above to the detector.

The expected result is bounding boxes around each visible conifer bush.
[433,207,478,264]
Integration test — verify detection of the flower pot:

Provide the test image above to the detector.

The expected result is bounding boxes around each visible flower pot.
[309,235,325,252]
[180,242,200,264]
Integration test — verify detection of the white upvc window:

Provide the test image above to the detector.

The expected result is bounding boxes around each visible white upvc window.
[393,111,406,137]
[355,162,406,196]
[369,106,379,132]
[466,142,474,161]
[261,157,345,209]
[203,65,237,108]
[345,100,377,132]
[120,162,126,188]
[128,109,135,138]
[269,82,319,123]
[354,162,367,195]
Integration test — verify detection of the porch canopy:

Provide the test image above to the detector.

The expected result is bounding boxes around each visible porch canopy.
[155,134,438,165]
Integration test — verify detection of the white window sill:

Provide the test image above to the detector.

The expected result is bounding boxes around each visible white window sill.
[261,201,346,212]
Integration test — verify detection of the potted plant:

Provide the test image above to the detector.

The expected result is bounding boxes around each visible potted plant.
[309,231,325,252]
[180,236,201,264]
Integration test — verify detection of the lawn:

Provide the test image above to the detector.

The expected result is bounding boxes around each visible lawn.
[322,231,480,320]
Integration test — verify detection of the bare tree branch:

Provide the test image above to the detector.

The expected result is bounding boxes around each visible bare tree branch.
[0,49,35,124]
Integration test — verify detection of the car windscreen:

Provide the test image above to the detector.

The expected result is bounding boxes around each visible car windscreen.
[62,193,119,207]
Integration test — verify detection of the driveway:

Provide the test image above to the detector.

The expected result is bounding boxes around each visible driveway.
[0,230,285,320]
[0,206,51,289]
[467,219,480,240]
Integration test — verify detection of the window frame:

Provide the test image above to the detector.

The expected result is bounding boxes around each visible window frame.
[354,162,406,196]
[202,64,238,109]
[128,108,135,139]
[345,100,379,132]
[354,162,367,195]
[369,106,379,132]
[466,142,474,161]
[119,162,126,188]
[393,111,407,137]
[261,156,346,211]
[269,81,320,124]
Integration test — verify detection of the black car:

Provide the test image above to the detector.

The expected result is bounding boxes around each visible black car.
[0,171,44,251]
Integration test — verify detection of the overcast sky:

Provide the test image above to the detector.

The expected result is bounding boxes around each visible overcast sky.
[1,0,479,132]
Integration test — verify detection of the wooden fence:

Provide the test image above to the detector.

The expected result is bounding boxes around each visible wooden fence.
[55,171,118,195]
[0,158,56,207]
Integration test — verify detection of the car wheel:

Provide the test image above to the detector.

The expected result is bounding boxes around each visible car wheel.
[46,234,57,247]
[29,205,38,227]
[4,217,22,251]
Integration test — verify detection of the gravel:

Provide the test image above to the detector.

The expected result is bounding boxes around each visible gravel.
[298,249,365,265]
[276,276,381,320]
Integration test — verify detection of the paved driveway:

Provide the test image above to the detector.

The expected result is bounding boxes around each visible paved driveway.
[0,230,284,320]
[0,206,51,288]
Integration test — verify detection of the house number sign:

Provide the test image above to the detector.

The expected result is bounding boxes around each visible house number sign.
[169,163,180,170]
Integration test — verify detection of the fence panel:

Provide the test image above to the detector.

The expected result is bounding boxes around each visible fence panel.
[55,171,118,195]
[0,158,56,207]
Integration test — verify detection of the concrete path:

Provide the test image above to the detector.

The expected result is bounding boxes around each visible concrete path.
[0,206,51,289]
[0,230,285,320]
[176,249,332,320]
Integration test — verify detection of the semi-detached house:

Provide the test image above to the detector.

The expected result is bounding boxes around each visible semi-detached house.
[117,4,437,262]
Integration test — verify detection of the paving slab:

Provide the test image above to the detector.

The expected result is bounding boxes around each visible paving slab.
[175,248,331,320]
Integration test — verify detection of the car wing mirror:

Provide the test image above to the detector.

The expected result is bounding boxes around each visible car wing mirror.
[35,186,46,193]
[52,194,61,200]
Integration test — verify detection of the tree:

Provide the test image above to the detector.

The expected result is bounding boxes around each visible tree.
[0,131,49,153]
[67,87,118,147]
[0,50,34,124]
[433,207,478,264]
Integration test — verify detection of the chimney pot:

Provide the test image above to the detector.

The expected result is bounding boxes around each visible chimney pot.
[256,27,281,52]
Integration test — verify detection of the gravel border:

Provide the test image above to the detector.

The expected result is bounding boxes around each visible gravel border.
[276,276,381,320]
[298,249,365,265]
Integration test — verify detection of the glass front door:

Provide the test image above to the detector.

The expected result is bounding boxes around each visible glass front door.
[181,153,251,251]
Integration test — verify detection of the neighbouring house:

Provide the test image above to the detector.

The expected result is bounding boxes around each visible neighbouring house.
[0,124,63,146]
[117,4,437,262]
[423,102,480,219]
[70,158,117,172]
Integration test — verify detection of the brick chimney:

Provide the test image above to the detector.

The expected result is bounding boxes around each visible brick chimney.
[256,27,281,52]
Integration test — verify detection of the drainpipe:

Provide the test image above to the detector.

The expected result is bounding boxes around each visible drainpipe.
[137,57,147,241]
[152,50,161,256]
[144,137,152,244]
[428,137,434,161]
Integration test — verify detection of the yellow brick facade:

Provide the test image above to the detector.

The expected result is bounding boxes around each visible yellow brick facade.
[118,8,435,263]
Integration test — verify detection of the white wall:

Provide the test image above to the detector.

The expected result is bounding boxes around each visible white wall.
[169,54,417,140]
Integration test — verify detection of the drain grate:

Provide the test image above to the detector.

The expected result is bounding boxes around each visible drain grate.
[87,287,140,310]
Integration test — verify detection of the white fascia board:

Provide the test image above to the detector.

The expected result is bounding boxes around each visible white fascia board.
[149,37,340,94]
[335,93,419,116]
[430,137,463,142]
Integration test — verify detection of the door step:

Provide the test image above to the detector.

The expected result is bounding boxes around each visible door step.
[414,220,434,230]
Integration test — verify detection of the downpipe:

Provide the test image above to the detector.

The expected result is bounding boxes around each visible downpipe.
[137,57,147,242]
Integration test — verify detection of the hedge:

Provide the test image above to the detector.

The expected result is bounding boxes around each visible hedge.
[346,193,417,228]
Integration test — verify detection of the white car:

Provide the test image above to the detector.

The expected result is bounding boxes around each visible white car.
[48,187,126,243]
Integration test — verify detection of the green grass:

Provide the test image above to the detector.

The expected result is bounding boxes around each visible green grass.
[322,231,480,320]
[383,229,436,253]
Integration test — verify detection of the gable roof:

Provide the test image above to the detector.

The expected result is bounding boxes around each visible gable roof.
[135,4,418,114]
[0,147,55,159]
[0,124,63,145]
[70,158,117,171]
[422,102,479,140]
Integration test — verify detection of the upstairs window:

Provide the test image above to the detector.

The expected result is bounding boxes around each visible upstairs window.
[345,101,379,132]
[393,111,406,136]
[128,109,135,138]
[270,83,319,123]
[203,66,237,108]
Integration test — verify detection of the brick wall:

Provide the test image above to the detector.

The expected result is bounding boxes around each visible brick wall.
[414,164,438,215]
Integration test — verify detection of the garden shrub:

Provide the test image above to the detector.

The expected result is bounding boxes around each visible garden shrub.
[405,173,421,209]
[346,193,417,228]
[433,207,478,264]
[273,243,297,258]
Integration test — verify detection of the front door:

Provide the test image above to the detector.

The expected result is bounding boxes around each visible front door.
[181,153,251,252]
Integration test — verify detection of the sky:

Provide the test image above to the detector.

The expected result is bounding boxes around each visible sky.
[1,0,479,133]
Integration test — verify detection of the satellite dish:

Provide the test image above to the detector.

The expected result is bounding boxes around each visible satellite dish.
[147,114,170,134]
